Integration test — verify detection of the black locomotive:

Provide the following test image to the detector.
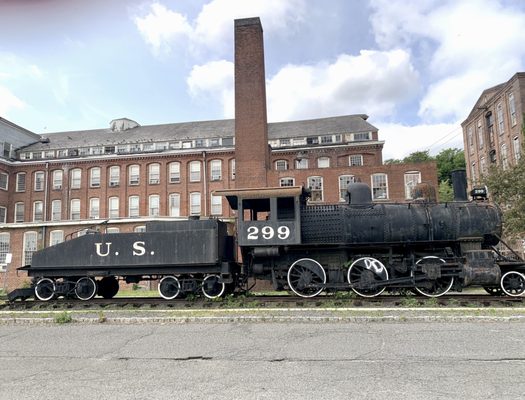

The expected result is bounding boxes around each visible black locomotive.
[9,170,525,301]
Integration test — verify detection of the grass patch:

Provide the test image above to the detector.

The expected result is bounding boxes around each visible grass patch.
[54,311,73,324]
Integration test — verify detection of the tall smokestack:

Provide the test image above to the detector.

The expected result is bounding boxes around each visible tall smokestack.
[234,17,269,188]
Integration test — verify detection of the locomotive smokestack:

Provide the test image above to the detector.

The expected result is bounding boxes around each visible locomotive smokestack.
[451,169,468,202]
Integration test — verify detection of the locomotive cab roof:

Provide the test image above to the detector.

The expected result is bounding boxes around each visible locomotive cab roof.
[213,186,306,210]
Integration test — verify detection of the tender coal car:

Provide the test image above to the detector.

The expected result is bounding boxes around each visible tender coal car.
[18,219,238,301]
[216,172,525,298]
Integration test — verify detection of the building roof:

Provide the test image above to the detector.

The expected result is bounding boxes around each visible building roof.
[26,114,378,151]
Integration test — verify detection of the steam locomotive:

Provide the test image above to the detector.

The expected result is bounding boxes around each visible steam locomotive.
[9,170,525,302]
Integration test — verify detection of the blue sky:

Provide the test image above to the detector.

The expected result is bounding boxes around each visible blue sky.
[1,0,525,159]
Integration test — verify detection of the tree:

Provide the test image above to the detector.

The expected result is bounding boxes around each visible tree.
[435,148,466,183]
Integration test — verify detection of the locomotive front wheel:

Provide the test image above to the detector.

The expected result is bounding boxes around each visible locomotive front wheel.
[75,277,97,301]
[414,257,454,298]
[287,258,326,298]
[202,275,226,299]
[500,271,525,297]
[347,257,388,298]
[158,276,182,300]
[35,278,56,301]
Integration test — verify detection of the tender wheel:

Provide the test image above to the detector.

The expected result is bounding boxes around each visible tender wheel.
[158,276,181,300]
[414,256,454,297]
[97,276,120,299]
[201,275,225,299]
[483,286,504,296]
[75,277,97,301]
[347,257,388,298]
[35,278,55,301]
[287,258,326,298]
[500,271,525,297]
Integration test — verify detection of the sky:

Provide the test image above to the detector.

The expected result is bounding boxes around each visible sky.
[1,0,525,160]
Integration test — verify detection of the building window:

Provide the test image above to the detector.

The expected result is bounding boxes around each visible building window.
[149,163,160,184]
[90,167,101,188]
[296,159,308,169]
[189,161,201,182]
[149,195,160,216]
[128,165,140,185]
[0,172,7,190]
[108,197,119,218]
[307,176,323,202]
[50,230,64,246]
[497,103,504,135]
[508,92,517,126]
[0,206,6,223]
[280,177,295,187]
[52,170,63,190]
[210,195,222,215]
[129,196,140,217]
[317,157,330,168]
[349,155,363,166]
[209,138,220,147]
[134,226,146,233]
[480,156,487,175]
[404,171,421,200]
[306,137,319,145]
[51,200,61,221]
[190,192,201,215]
[486,111,494,145]
[106,227,120,234]
[169,193,180,217]
[371,173,388,200]
[320,135,333,144]
[230,159,236,180]
[16,172,26,192]
[34,171,45,191]
[471,162,477,184]
[275,160,288,171]
[33,201,44,222]
[89,198,100,219]
[109,166,120,187]
[477,119,484,149]
[467,127,474,155]
[210,160,222,181]
[15,203,24,223]
[339,175,356,201]
[501,143,509,170]
[70,199,81,220]
[513,136,521,162]
[23,231,38,265]
[0,233,10,265]
[70,168,81,189]
[353,132,371,141]
[169,162,180,183]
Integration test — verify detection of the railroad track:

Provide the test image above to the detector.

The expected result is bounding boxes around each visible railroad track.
[1,294,523,311]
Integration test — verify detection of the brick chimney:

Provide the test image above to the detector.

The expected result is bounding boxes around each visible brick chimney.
[234,17,269,188]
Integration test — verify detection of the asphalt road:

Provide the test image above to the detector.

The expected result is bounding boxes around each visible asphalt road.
[0,321,524,399]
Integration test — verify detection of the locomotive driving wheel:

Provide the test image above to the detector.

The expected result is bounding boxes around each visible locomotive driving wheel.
[75,277,97,301]
[414,256,454,297]
[35,278,56,301]
[347,257,389,298]
[287,258,326,298]
[201,274,226,299]
[97,276,120,299]
[500,271,525,297]
[158,276,182,300]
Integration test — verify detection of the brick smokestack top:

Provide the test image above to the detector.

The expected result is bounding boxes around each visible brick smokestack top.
[234,17,269,188]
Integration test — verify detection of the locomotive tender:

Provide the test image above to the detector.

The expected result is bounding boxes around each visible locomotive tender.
[10,170,525,301]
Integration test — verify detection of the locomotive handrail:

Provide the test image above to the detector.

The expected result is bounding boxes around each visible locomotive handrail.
[492,235,524,262]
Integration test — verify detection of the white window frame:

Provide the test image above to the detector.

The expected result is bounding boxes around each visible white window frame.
[501,143,509,170]
[15,202,24,223]
[497,102,504,135]
[189,192,201,215]
[349,155,363,166]
[279,177,295,187]
[477,119,484,149]
[0,206,6,223]
[210,160,222,181]
[0,233,10,265]
[16,172,26,192]
[52,170,63,190]
[149,163,160,184]
[339,175,356,202]
[509,92,517,126]
[230,159,236,180]
[169,162,181,183]
[307,176,323,202]
[108,197,119,218]
[23,231,38,265]
[70,168,81,189]
[129,196,140,217]
[90,167,101,188]
[89,198,100,219]
[51,199,61,221]
[210,195,222,215]
[128,165,140,186]
[404,171,421,200]
[275,160,289,171]
[189,161,201,182]
[0,172,8,191]
[33,201,44,222]
[34,171,45,191]
[49,230,64,246]
[109,166,120,187]
[317,157,330,168]
[296,159,308,169]
[169,193,180,217]
[149,194,160,216]
[371,173,388,200]
[70,199,81,220]
[513,136,521,162]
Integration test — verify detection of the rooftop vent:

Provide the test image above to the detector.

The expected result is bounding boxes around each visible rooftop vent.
[110,118,140,132]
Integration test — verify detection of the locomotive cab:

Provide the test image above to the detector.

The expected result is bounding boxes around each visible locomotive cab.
[214,186,305,247]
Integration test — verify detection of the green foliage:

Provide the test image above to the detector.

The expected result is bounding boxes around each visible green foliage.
[482,156,525,238]
[402,150,433,164]
[54,311,73,324]
[438,179,454,202]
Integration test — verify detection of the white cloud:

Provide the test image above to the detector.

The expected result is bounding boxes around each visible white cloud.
[0,86,25,115]
[377,121,463,160]
[369,0,525,122]
[186,60,234,117]
[134,0,305,57]
[134,2,192,56]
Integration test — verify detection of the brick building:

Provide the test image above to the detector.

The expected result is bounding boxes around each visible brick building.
[462,72,524,187]
[0,17,437,289]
